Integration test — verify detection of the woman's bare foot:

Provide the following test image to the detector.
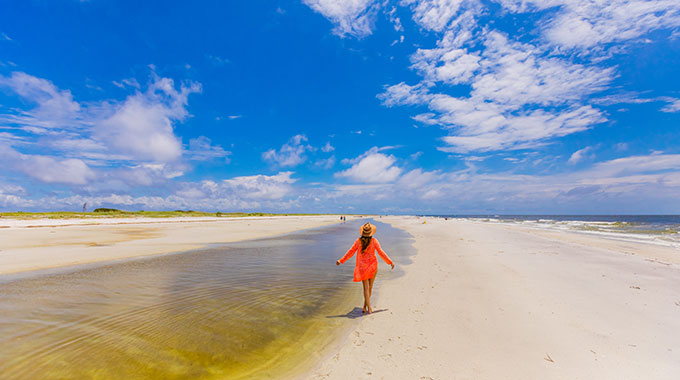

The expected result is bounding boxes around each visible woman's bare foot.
[367,306,373,314]
[362,305,367,314]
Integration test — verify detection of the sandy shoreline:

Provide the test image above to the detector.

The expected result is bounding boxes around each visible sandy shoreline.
[306,216,680,380]
[2,215,679,379]
[0,215,343,275]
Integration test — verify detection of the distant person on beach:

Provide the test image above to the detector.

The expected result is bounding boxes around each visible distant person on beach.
[336,222,394,314]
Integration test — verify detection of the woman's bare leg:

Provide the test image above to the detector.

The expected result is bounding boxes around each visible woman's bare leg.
[367,276,375,314]
[362,280,369,313]
[362,281,368,313]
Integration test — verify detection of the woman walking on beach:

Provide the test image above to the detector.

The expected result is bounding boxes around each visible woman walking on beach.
[336,222,394,314]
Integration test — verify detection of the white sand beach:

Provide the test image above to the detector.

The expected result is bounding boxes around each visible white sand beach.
[307,217,680,380]
[2,215,679,379]
[0,215,342,275]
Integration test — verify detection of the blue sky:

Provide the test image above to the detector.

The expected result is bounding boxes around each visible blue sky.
[1,0,680,214]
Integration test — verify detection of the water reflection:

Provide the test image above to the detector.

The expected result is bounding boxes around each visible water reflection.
[0,220,412,379]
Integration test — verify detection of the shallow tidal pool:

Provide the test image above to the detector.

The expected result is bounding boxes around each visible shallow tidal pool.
[0,219,412,379]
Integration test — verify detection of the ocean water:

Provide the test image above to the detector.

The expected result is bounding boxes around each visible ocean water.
[0,220,413,380]
[428,215,680,248]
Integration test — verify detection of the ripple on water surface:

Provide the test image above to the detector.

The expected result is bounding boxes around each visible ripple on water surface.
[0,220,413,379]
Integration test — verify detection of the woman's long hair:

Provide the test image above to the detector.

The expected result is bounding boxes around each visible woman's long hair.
[360,236,372,253]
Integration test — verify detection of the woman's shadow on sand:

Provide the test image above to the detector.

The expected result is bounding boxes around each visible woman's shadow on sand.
[326,307,388,319]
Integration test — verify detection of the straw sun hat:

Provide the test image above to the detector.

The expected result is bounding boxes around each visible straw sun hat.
[360,222,376,237]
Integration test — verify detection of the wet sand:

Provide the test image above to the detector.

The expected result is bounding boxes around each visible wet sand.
[307,216,680,380]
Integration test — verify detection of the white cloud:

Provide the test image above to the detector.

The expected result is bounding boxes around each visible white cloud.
[0,144,95,185]
[591,94,680,113]
[581,153,680,178]
[0,71,202,187]
[321,141,335,152]
[206,54,230,66]
[496,0,680,50]
[671,29,680,40]
[548,1,680,49]
[386,6,404,32]
[335,148,403,183]
[302,0,378,37]
[315,156,336,169]
[0,71,82,129]
[410,46,481,85]
[324,152,680,213]
[3,150,680,213]
[0,171,300,211]
[21,157,94,185]
[0,184,29,208]
[220,172,296,200]
[472,32,613,107]
[0,132,28,144]
[186,136,231,162]
[591,93,657,106]
[381,27,612,152]
[262,134,314,167]
[112,78,141,89]
[375,1,676,158]
[401,0,466,32]
[406,31,613,108]
[568,146,594,164]
[398,168,440,189]
[379,81,431,106]
[113,163,186,187]
[429,95,604,152]
[96,74,201,163]
[661,98,680,112]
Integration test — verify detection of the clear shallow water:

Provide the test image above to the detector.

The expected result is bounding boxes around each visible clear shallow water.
[428,215,680,247]
[0,220,413,380]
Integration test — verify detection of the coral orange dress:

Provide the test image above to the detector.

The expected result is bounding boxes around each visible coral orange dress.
[339,238,393,282]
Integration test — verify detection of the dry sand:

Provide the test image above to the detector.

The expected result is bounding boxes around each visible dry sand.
[306,217,680,380]
[0,215,342,275]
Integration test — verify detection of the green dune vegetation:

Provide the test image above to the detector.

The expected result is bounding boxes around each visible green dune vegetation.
[0,210,322,220]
